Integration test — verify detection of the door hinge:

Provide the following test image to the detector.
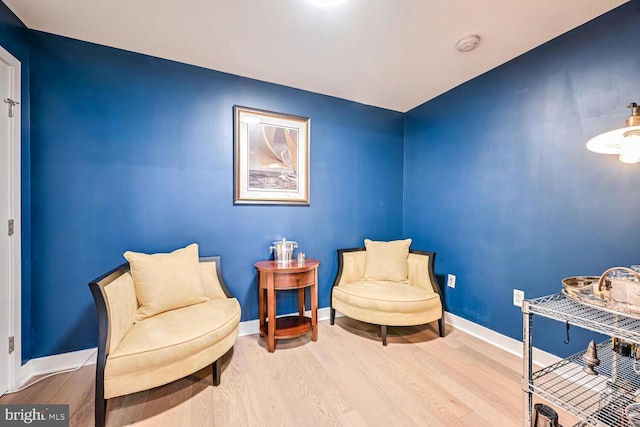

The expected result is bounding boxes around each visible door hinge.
[3,98,19,117]
[9,336,14,353]
[8,219,14,236]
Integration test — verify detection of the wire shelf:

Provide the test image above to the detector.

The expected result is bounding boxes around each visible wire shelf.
[526,294,640,343]
[530,340,640,426]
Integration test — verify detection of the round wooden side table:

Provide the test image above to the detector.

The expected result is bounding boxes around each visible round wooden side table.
[254,259,320,352]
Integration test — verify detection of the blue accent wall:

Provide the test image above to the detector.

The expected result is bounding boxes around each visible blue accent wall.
[2,0,640,361]
[0,1,31,363]
[27,32,404,358]
[404,1,640,356]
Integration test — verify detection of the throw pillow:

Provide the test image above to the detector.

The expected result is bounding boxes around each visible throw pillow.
[363,238,412,283]
[124,243,208,320]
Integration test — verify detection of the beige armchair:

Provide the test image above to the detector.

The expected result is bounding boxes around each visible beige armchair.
[88,245,241,427]
[330,242,444,345]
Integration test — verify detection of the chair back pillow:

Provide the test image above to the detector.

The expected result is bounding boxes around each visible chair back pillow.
[198,261,228,300]
[124,243,208,320]
[363,238,412,283]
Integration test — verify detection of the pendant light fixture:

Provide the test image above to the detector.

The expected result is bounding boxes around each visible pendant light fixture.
[586,102,640,164]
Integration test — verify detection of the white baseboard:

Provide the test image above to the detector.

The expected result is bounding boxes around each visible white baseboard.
[444,312,561,367]
[12,309,558,391]
[16,347,97,391]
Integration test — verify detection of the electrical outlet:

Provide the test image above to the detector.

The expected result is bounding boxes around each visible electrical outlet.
[513,289,525,307]
[447,274,456,288]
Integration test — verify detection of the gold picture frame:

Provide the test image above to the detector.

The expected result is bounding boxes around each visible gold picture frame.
[234,106,310,205]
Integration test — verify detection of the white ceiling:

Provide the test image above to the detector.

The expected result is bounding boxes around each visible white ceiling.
[4,0,628,112]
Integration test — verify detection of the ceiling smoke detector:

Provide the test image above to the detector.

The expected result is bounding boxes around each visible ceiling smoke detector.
[456,35,481,53]
[306,0,347,7]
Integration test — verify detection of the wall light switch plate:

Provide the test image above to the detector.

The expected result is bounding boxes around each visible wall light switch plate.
[513,289,525,307]
[447,274,456,288]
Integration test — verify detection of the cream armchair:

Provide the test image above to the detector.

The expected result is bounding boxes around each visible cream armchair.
[88,246,241,427]
[330,242,444,345]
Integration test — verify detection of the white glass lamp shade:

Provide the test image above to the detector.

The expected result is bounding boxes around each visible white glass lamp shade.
[619,131,640,163]
[587,103,640,163]
[587,127,640,164]
[586,125,640,155]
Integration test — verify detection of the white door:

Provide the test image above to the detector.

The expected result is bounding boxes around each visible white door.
[0,45,20,397]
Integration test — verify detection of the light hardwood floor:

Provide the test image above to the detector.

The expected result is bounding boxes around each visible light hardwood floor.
[0,318,578,427]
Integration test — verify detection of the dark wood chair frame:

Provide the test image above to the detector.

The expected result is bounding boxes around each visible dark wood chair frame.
[88,255,233,427]
[329,248,445,345]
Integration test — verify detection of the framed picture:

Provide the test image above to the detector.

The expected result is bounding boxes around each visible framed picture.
[234,106,310,205]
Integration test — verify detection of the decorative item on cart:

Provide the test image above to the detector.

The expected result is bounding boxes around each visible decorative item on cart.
[603,267,640,306]
[562,276,602,299]
[269,237,298,264]
[562,267,640,316]
[612,337,637,358]
[582,340,600,375]
[533,403,561,427]
[611,337,640,375]
[627,402,640,427]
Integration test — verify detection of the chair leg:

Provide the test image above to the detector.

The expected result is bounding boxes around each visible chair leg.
[381,325,387,346]
[438,317,445,337]
[95,389,106,427]
[212,359,221,386]
[95,363,107,427]
[330,308,335,325]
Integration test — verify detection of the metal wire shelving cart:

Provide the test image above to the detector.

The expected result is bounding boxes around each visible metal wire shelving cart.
[523,293,640,426]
